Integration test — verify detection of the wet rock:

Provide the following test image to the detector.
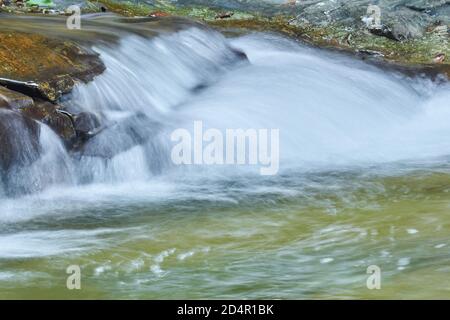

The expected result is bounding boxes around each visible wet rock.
[0,85,34,110]
[430,25,449,36]
[362,4,433,41]
[356,49,385,59]
[289,0,447,40]
[0,31,105,102]
[215,12,234,19]
[0,108,71,197]
[148,11,171,17]
[77,113,161,159]
[231,47,248,61]
[0,84,77,145]
[20,100,76,142]
[205,0,448,70]
[0,78,44,102]
[73,111,101,138]
[433,53,446,63]
[0,109,41,172]
[378,8,433,41]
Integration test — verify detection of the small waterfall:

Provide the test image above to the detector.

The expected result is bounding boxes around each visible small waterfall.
[69,28,246,115]
[65,27,248,185]
[31,125,75,188]
[69,29,450,180]
[2,25,450,197]
[174,33,450,168]
[0,112,74,197]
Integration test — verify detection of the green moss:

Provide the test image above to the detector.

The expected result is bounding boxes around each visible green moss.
[88,0,150,16]
[347,29,449,65]
[210,17,449,72]
[93,0,255,20]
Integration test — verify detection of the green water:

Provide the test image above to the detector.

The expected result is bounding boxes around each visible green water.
[1,167,449,299]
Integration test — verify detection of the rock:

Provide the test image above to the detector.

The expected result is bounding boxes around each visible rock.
[431,25,449,36]
[77,113,161,159]
[231,47,248,62]
[0,85,34,110]
[434,3,450,24]
[356,49,385,59]
[0,84,77,144]
[73,111,101,137]
[403,0,449,12]
[0,78,44,101]
[215,12,234,20]
[433,53,446,63]
[0,31,105,102]
[0,109,41,172]
[380,8,433,41]
[148,11,171,18]
[206,0,448,69]
[289,0,447,40]
[20,100,76,142]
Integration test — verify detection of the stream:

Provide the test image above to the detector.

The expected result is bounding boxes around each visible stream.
[0,13,449,299]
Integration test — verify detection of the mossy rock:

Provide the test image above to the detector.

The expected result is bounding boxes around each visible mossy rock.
[0,31,105,102]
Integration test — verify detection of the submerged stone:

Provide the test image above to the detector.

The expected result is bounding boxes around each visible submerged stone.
[21,100,77,143]
[0,109,41,172]
[73,112,101,137]
[78,113,161,159]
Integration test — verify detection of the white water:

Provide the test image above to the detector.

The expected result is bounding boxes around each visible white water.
[1,27,450,220]
[70,28,450,176]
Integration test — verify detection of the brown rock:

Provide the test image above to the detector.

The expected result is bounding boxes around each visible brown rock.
[20,100,76,142]
[215,12,234,20]
[0,85,34,110]
[148,11,171,18]
[0,31,105,102]
[0,109,41,172]
[433,53,446,64]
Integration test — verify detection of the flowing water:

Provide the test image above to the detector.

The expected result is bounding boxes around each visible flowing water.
[0,14,450,299]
